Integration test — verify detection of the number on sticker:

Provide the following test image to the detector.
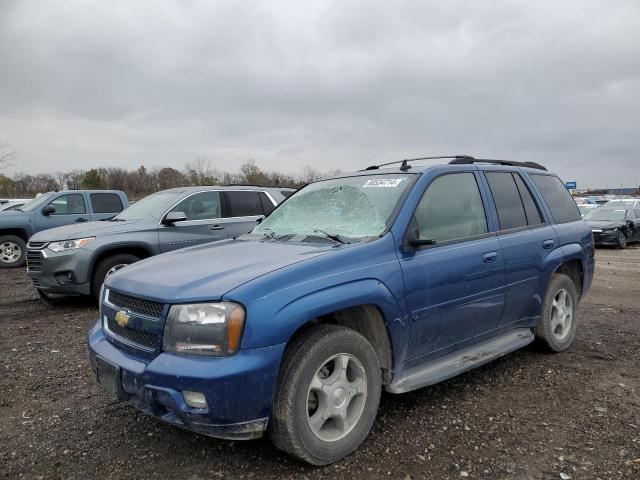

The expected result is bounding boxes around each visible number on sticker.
[363,178,403,188]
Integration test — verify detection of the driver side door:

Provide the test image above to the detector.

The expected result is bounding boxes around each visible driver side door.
[34,193,90,231]
[397,172,506,360]
[158,190,229,253]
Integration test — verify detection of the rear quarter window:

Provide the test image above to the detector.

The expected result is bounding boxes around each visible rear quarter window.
[530,174,581,224]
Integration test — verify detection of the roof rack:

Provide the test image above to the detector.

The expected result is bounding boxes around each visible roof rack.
[449,157,547,171]
[364,155,474,171]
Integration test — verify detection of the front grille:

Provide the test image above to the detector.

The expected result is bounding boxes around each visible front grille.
[26,250,44,271]
[107,290,164,319]
[105,317,158,350]
[27,241,48,250]
[31,278,41,287]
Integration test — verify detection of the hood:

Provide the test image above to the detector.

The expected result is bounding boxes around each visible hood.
[585,220,624,230]
[30,219,149,241]
[106,237,337,302]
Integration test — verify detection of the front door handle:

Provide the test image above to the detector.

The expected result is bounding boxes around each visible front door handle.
[542,239,555,249]
[482,251,498,263]
[209,224,225,231]
[75,218,88,223]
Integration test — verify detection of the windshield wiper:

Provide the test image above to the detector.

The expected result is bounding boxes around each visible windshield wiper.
[312,229,348,244]
[261,228,281,240]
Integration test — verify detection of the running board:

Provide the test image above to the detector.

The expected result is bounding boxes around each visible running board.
[387,328,534,394]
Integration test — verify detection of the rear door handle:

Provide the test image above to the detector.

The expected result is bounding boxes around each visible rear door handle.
[75,218,88,223]
[209,224,225,231]
[482,251,498,263]
[543,239,555,249]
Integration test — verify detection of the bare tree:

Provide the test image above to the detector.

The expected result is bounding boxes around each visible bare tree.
[0,142,16,172]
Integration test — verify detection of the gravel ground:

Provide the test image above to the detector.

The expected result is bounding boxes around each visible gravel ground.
[1,247,639,479]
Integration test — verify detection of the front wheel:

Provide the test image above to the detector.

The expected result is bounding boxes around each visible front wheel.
[617,230,627,249]
[269,325,382,465]
[0,235,27,268]
[91,253,140,300]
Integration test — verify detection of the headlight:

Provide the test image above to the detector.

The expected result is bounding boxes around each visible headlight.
[602,227,618,232]
[163,302,245,356]
[48,237,95,252]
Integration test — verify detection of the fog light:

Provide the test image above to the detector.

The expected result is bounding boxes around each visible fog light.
[182,390,207,409]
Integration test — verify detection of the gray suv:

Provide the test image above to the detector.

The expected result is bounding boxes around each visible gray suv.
[26,186,293,300]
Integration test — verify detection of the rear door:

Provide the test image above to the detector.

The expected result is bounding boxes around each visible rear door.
[34,192,90,231]
[398,171,506,360]
[89,192,125,220]
[158,190,229,252]
[222,190,270,237]
[482,170,558,327]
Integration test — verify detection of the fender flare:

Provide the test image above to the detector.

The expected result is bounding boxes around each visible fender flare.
[88,241,156,276]
[263,278,409,370]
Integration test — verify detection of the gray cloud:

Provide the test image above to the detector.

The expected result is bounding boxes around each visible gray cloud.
[1,0,639,188]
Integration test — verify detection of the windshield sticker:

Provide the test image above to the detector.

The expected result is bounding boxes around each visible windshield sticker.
[363,178,404,188]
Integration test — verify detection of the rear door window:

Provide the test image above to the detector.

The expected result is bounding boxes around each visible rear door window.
[485,172,528,230]
[226,191,264,217]
[48,194,86,215]
[90,193,124,213]
[259,192,276,215]
[513,174,544,225]
[413,172,488,243]
[530,174,581,224]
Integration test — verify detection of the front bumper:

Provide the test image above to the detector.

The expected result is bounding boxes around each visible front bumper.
[591,229,620,246]
[87,321,285,440]
[26,244,92,295]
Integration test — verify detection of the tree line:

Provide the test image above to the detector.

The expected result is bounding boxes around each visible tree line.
[0,158,340,200]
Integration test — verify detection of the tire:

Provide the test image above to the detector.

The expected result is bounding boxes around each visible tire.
[616,230,627,249]
[0,235,27,268]
[91,253,140,299]
[269,324,382,465]
[535,273,579,352]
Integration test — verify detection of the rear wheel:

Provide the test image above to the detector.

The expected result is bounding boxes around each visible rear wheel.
[0,235,26,268]
[269,325,382,465]
[535,273,579,352]
[91,253,140,300]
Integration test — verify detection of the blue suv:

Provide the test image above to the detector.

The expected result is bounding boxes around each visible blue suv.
[88,157,594,465]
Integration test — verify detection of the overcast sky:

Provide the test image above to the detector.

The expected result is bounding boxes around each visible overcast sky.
[1,0,639,188]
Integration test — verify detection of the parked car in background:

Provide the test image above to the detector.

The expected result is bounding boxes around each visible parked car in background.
[574,197,597,205]
[0,190,128,268]
[0,199,31,211]
[603,198,640,209]
[27,186,293,300]
[88,156,593,465]
[584,207,640,248]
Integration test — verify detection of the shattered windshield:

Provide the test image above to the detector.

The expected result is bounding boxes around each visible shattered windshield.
[253,174,413,241]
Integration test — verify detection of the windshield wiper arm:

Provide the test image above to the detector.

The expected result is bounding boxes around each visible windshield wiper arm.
[312,229,347,244]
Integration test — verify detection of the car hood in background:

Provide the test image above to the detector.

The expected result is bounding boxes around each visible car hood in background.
[29,219,149,242]
[106,237,336,302]
[585,220,624,230]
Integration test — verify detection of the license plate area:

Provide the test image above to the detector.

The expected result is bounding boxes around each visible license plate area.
[95,356,127,400]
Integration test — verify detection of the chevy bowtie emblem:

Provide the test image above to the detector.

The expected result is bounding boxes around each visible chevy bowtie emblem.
[115,310,131,327]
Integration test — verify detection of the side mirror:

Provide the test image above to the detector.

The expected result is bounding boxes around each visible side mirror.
[407,229,436,247]
[256,216,264,224]
[163,211,187,225]
[41,205,55,216]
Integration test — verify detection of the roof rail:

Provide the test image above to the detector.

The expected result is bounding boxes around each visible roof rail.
[363,155,474,171]
[448,157,547,171]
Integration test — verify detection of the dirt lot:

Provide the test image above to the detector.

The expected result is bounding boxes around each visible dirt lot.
[1,248,639,480]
